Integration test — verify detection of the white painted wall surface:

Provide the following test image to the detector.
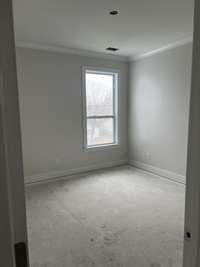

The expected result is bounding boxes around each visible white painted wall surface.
[129,43,193,181]
[16,47,129,182]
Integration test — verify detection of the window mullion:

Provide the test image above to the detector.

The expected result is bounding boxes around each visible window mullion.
[87,115,115,119]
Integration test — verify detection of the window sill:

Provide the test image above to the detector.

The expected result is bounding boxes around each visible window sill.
[83,143,120,152]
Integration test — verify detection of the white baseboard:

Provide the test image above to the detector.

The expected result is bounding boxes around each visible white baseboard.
[25,159,128,185]
[129,160,186,184]
[25,159,186,186]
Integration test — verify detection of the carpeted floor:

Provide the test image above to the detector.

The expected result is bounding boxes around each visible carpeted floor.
[25,166,185,267]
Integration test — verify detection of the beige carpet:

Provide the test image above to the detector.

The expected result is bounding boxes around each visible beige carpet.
[25,166,185,267]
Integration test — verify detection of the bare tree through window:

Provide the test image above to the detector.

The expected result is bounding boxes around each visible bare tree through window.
[83,69,118,148]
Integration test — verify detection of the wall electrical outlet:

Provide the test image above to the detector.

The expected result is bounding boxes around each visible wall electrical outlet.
[55,158,61,165]
[146,152,151,161]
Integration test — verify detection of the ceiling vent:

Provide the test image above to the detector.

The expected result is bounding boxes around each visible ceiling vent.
[109,10,119,15]
[106,47,119,52]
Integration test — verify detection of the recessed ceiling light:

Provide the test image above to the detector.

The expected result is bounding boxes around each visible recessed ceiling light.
[109,10,119,15]
[106,47,119,52]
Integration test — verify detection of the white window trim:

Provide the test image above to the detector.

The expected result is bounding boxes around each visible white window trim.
[82,66,120,151]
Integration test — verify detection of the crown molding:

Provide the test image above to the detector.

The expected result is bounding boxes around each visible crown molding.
[15,41,129,62]
[15,37,193,63]
[130,36,193,62]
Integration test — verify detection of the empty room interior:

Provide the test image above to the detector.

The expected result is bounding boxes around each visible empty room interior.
[13,0,194,266]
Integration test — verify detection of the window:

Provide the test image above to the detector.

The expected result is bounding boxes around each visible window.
[82,67,119,150]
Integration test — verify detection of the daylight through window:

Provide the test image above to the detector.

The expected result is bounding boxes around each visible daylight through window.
[83,68,119,149]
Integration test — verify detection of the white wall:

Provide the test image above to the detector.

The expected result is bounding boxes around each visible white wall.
[16,47,129,182]
[129,42,193,182]
[16,43,192,184]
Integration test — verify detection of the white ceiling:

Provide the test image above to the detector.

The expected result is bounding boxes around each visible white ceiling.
[13,0,194,59]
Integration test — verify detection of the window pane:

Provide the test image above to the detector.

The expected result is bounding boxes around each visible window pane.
[86,72,113,116]
[87,118,114,146]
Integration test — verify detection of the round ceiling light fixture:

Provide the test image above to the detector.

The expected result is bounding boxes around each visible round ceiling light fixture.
[109,10,119,15]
